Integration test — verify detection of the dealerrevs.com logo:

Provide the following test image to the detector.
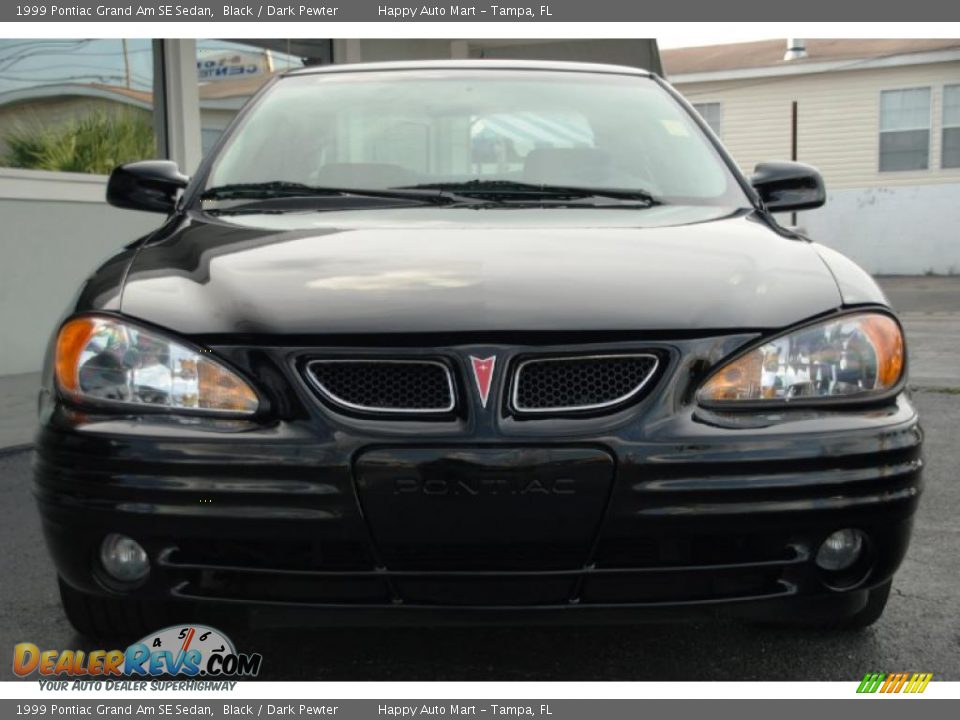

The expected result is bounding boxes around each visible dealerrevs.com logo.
[13,625,262,679]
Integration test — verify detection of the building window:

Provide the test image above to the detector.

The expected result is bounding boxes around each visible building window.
[0,39,160,175]
[692,102,722,137]
[943,85,960,169]
[879,87,931,172]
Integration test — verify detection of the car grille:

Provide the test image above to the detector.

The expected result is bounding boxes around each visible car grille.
[305,359,455,414]
[511,353,659,413]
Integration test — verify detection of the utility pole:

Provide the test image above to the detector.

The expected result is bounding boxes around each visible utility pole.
[791,100,798,227]
[121,38,131,88]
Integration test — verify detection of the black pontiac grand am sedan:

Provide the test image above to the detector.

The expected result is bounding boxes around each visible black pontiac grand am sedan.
[34,60,922,639]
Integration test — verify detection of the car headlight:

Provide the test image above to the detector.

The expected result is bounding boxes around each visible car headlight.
[54,315,259,415]
[699,312,904,405]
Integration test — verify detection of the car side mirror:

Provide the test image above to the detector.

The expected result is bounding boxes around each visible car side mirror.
[750,161,826,213]
[107,160,189,213]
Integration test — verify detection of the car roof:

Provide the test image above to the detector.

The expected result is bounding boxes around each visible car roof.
[283,59,654,78]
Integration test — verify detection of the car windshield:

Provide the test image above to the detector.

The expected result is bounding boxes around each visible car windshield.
[204,69,748,207]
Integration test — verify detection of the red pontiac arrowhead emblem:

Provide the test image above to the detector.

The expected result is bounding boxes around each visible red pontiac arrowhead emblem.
[470,356,496,408]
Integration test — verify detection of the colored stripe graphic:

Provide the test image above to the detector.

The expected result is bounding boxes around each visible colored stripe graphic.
[857,673,886,693]
[857,672,932,694]
[908,673,933,693]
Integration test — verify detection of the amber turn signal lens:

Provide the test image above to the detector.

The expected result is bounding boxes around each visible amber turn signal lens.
[859,314,904,388]
[55,316,98,394]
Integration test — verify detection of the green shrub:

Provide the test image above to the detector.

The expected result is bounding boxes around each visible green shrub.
[3,109,155,174]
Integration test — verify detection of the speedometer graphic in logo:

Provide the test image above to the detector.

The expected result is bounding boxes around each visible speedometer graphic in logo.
[140,624,235,658]
[128,624,249,676]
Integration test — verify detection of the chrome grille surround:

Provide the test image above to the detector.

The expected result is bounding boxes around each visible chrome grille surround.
[304,359,456,415]
[510,353,660,414]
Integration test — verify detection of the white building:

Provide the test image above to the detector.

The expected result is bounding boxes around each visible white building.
[663,38,960,276]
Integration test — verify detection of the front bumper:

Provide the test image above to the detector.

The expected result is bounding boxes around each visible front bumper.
[33,392,922,625]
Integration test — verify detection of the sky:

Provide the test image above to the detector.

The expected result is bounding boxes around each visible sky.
[0,39,157,94]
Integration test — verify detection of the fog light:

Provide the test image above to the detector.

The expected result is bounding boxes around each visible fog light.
[815,529,864,572]
[99,534,149,583]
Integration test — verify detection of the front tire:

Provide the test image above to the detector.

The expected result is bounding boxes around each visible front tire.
[751,579,893,630]
[834,579,892,630]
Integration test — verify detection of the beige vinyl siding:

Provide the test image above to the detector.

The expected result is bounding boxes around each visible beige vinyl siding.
[673,62,960,190]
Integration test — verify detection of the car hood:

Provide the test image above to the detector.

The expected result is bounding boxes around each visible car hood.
[120,206,843,337]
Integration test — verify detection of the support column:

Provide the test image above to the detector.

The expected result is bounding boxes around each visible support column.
[161,39,202,174]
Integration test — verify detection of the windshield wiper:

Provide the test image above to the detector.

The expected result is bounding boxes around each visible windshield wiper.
[201,181,480,205]
[200,180,660,209]
[399,180,660,205]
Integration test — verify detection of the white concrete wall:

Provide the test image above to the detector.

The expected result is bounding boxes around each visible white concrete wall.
[796,182,960,276]
[0,194,159,375]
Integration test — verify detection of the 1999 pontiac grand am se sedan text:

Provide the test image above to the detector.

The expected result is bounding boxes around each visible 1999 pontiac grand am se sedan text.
[33,60,922,639]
